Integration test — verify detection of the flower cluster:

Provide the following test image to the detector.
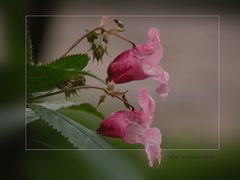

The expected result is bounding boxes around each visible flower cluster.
[86,30,109,63]
[53,16,168,167]
[97,24,169,167]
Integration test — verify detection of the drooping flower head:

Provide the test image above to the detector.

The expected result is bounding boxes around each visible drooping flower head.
[107,28,169,99]
[97,88,161,167]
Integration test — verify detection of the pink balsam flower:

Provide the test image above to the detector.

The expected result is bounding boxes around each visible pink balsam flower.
[97,88,161,167]
[107,28,169,99]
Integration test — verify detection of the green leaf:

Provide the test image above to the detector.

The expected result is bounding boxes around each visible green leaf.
[27,54,89,94]
[26,108,40,123]
[33,100,83,111]
[62,103,104,119]
[27,65,66,94]
[59,103,104,131]
[27,54,105,94]
[28,104,111,149]
[49,54,89,69]
[27,119,75,149]
[26,101,83,124]
[26,101,103,125]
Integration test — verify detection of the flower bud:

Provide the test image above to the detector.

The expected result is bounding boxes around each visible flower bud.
[93,46,105,62]
[102,32,109,43]
[57,75,86,98]
[114,19,125,29]
[86,31,98,43]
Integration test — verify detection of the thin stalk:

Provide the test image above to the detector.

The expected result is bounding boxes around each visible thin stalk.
[60,27,136,58]
[111,32,136,47]
[60,27,103,58]
[28,85,135,110]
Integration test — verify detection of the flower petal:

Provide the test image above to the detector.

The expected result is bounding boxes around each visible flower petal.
[123,123,145,144]
[137,28,163,66]
[124,126,162,167]
[142,128,162,167]
[137,88,156,122]
[143,66,169,99]
[153,67,169,99]
[107,50,148,83]
[148,28,160,42]
[156,82,169,99]
[97,111,129,138]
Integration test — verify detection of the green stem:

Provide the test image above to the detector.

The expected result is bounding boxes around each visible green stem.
[28,85,135,110]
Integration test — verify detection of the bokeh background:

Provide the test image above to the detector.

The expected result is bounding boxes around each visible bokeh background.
[1,0,240,179]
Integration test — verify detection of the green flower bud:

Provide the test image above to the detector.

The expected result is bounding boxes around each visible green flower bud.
[114,19,125,29]
[86,31,98,43]
[103,32,109,43]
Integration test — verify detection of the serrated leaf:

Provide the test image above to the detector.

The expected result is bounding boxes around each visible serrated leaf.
[37,100,83,111]
[27,65,66,94]
[28,54,88,94]
[49,54,88,69]
[27,119,75,149]
[27,54,105,94]
[28,104,111,149]
[26,101,104,125]
[26,108,40,123]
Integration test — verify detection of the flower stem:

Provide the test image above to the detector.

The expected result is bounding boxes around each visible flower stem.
[60,26,103,58]
[111,32,136,47]
[60,27,136,58]
[28,85,135,110]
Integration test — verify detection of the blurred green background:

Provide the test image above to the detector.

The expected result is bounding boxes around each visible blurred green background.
[1,0,240,179]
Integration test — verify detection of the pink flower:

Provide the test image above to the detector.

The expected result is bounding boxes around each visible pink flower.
[97,88,162,167]
[107,28,169,99]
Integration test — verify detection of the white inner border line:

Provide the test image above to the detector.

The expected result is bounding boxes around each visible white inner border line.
[218,15,221,150]
[25,15,221,151]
